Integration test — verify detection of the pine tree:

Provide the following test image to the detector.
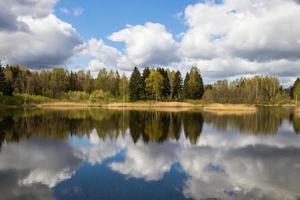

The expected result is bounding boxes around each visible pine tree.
[183,67,204,99]
[141,67,150,100]
[173,70,182,100]
[0,64,5,95]
[129,67,142,101]
[0,64,14,96]
[183,72,190,99]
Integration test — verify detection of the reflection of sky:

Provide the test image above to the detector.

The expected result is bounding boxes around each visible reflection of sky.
[1,120,300,199]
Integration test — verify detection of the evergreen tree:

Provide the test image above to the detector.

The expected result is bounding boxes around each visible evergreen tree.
[0,65,14,96]
[0,64,5,94]
[141,67,150,100]
[173,70,182,100]
[129,67,142,101]
[184,67,204,99]
[183,72,190,99]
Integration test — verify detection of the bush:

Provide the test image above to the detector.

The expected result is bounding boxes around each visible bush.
[17,94,53,104]
[0,95,23,105]
[63,91,90,101]
[89,90,112,103]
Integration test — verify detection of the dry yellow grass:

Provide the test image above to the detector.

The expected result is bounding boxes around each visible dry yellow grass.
[203,104,257,112]
[105,102,198,108]
[203,110,256,115]
[106,107,198,112]
[37,101,257,114]
[38,102,90,109]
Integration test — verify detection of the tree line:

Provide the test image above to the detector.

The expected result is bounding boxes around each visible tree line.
[0,63,128,101]
[1,62,300,104]
[128,66,204,101]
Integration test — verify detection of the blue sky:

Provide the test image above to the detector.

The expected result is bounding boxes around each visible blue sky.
[54,0,198,41]
[1,0,300,85]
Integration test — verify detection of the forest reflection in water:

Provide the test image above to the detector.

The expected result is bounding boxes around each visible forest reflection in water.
[1,108,300,200]
[0,107,299,145]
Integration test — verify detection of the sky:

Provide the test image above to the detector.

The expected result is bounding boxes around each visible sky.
[1,0,300,86]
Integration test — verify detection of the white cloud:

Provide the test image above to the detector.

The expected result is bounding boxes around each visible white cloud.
[175,0,300,85]
[0,0,81,68]
[79,23,179,72]
[79,38,121,67]
[109,22,180,66]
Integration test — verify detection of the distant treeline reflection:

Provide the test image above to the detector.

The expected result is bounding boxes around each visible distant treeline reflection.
[0,108,299,147]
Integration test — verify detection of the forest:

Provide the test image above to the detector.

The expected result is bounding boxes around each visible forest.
[0,63,300,105]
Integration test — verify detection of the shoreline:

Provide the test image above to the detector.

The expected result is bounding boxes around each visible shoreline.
[32,101,258,112]
[1,101,297,112]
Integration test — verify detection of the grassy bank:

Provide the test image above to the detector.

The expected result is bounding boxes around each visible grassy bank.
[0,93,53,107]
[37,101,258,112]
[1,94,296,112]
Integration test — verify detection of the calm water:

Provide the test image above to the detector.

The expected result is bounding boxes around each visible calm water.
[0,108,300,200]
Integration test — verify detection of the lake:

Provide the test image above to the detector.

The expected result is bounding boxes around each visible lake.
[0,108,300,200]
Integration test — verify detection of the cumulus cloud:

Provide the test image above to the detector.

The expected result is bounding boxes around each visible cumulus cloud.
[109,22,180,66]
[176,0,300,85]
[78,23,179,72]
[79,38,121,67]
[0,0,81,68]
[181,0,300,61]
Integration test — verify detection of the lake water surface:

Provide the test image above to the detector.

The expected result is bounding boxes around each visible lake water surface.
[0,108,300,200]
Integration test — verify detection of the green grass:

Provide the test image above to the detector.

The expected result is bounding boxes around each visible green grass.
[0,93,54,106]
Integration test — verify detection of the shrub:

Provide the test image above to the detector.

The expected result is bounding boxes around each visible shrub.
[89,90,112,103]
[63,91,89,101]
[0,95,23,105]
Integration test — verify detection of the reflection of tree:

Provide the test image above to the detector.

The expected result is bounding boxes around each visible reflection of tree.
[2,108,293,148]
[129,111,144,143]
[168,113,181,140]
[203,108,289,135]
[144,112,170,143]
[0,109,206,146]
[183,113,203,144]
[291,113,300,134]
